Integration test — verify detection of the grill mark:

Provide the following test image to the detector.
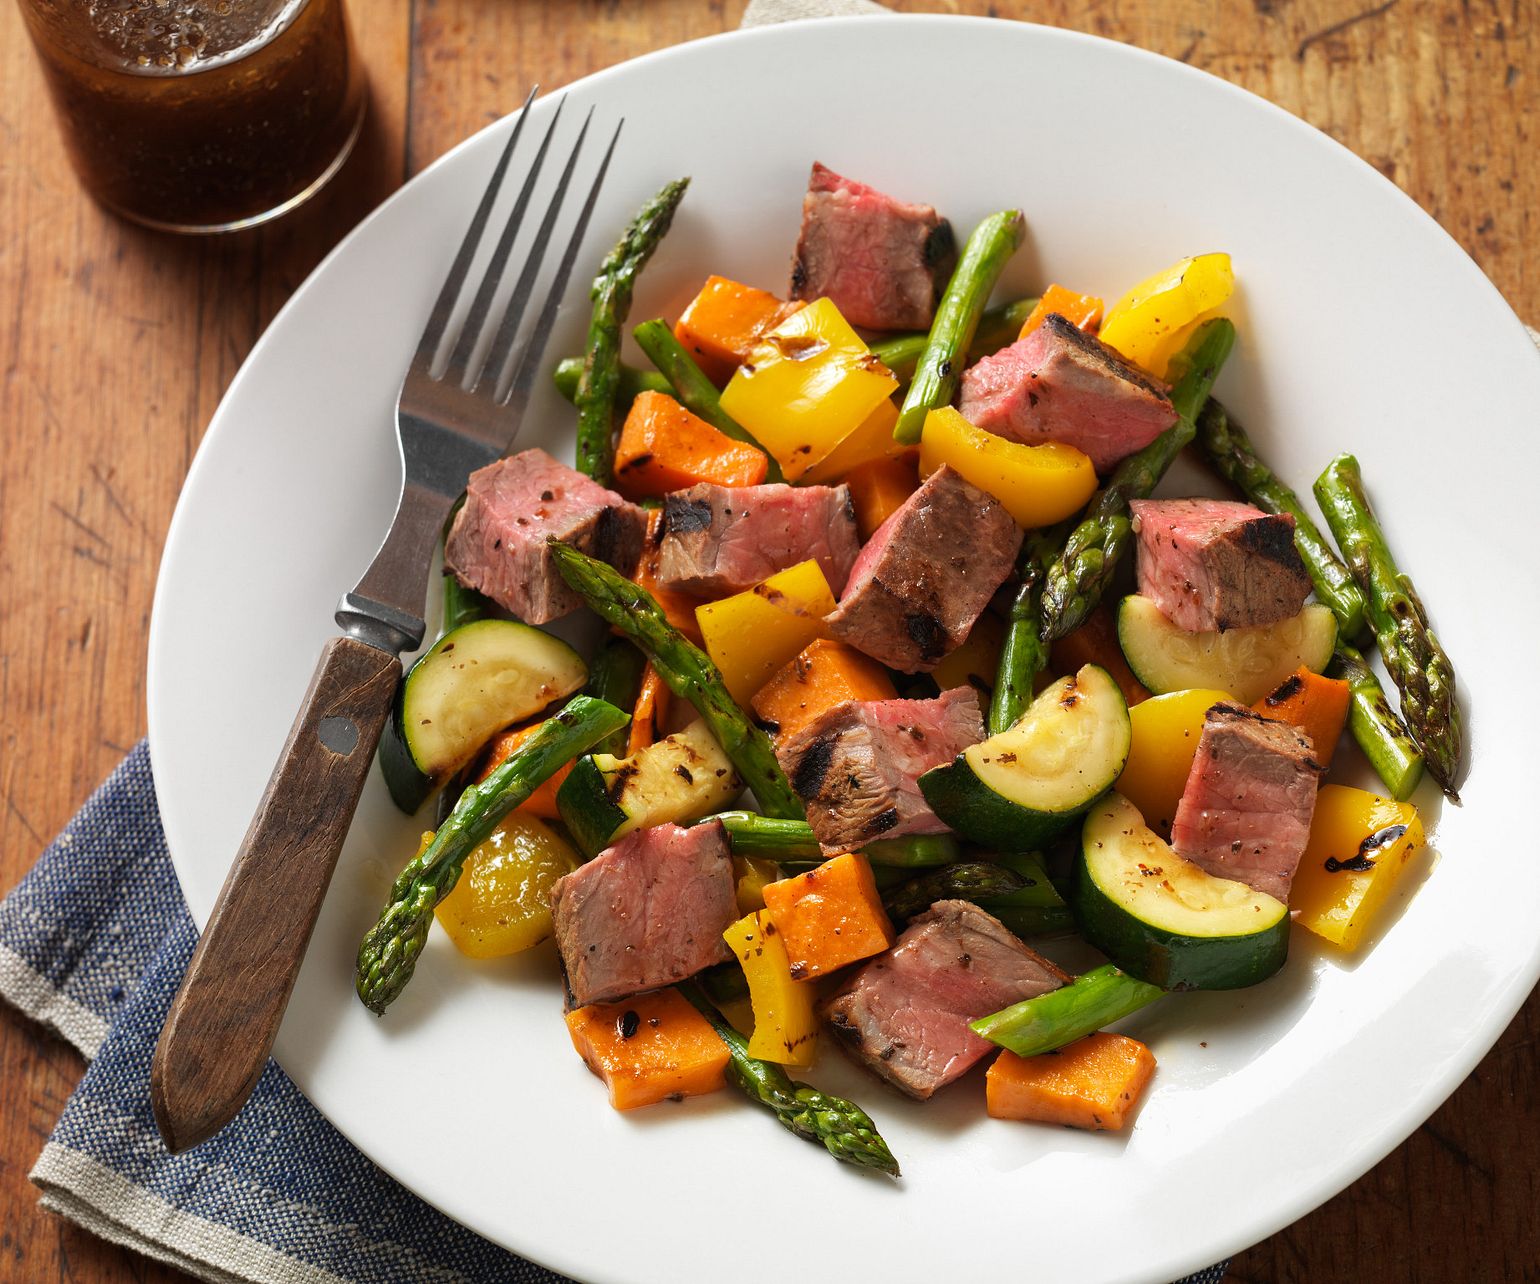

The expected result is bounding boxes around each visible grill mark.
[791,735,836,798]
[664,494,715,534]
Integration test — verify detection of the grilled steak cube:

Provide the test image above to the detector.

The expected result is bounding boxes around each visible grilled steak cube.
[551,821,736,1007]
[1169,701,1323,903]
[777,687,984,852]
[822,900,1069,1099]
[656,481,862,597]
[826,465,1021,673]
[789,162,957,332]
[958,314,1178,473]
[1130,497,1312,632]
[445,448,647,626]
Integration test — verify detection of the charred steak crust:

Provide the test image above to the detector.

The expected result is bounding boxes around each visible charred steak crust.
[1040,312,1172,403]
[776,688,984,852]
[1234,514,1302,565]
[825,465,1021,673]
[657,482,862,597]
[1130,497,1312,632]
[821,900,1069,1099]
[444,449,646,626]
[789,163,957,332]
[664,494,714,534]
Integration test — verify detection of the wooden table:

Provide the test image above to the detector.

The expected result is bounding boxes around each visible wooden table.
[1,1,1534,1279]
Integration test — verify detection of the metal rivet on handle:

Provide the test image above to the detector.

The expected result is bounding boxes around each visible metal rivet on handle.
[317,715,360,756]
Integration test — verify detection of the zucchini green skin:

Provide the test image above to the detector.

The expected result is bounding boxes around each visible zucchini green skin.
[918,667,1130,850]
[1074,795,1290,991]
[379,707,439,815]
[554,755,621,858]
[379,619,587,815]
[584,638,647,758]
[970,964,1164,1057]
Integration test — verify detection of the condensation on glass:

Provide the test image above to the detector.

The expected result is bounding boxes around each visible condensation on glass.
[18,0,366,233]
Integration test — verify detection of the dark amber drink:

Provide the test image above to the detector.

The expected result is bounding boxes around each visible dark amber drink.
[18,0,365,233]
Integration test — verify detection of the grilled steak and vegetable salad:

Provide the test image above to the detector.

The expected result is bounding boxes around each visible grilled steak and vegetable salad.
[354,164,1461,1177]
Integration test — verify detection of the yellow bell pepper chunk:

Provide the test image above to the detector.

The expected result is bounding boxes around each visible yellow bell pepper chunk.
[931,610,1005,693]
[734,855,781,915]
[918,407,1098,528]
[799,397,903,485]
[1114,688,1232,838]
[434,814,579,958]
[1290,786,1425,951]
[696,559,835,705]
[724,910,818,1066]
[1100,253,1234,380]
[719,297,899,481]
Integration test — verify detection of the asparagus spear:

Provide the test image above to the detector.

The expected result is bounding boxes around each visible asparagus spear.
[548,544,803,819]
[1039,318,1236,643]
[680,982,900,1177]
[969,964,1164,1057]
[709,811,960,867]
[551,296,1041,406]
[574,178,689,485]
[1331,641,1426,800]
[584,637,647,757]
[988,522,1076,735]
[893,209,1026,444]
[870,296,1040,383]
[974,850,1075,938]
[1191,401,1424,797]
[631,318,783,482]
[554,357,669,407]
[356,696,630,1014]
[1315,454,1462,798]
[881,863,1026,926]
[1195,400,1372,646]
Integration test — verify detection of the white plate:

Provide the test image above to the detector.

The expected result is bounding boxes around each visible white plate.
[148,15,1540,1284]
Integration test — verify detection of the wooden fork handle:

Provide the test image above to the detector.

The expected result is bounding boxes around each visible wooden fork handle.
[151,636,400,1153]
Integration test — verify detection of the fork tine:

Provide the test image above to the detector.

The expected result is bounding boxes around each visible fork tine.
[440,97,566,389]
[498,118,624,413]
[412,85,538,370]
[468,106,596,396]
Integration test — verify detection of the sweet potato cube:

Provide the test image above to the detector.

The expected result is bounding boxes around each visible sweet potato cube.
[564,986,729,1111]
[1049,604,1151,707]
[843,451,920,540]
[760,852,894,980]
[986,1032,1156,1130]
[477,722,571,819]
[614,391,768,500]
[674,275,803,387]
[751,639,897,744]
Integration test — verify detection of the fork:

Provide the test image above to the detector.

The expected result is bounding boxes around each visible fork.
[150,88,620,1153]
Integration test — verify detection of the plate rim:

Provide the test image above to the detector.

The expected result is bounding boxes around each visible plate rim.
[147,14,1540,1283]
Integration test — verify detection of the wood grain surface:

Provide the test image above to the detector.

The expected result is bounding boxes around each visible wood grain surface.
[0,1,1533,1280]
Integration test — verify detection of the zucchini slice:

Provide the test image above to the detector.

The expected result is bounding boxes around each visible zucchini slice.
[1117,595,1337,705]
[379,619,587,814]
[557,719,743,858]
[919,665,1131,849]
[1076,792,1288,990]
